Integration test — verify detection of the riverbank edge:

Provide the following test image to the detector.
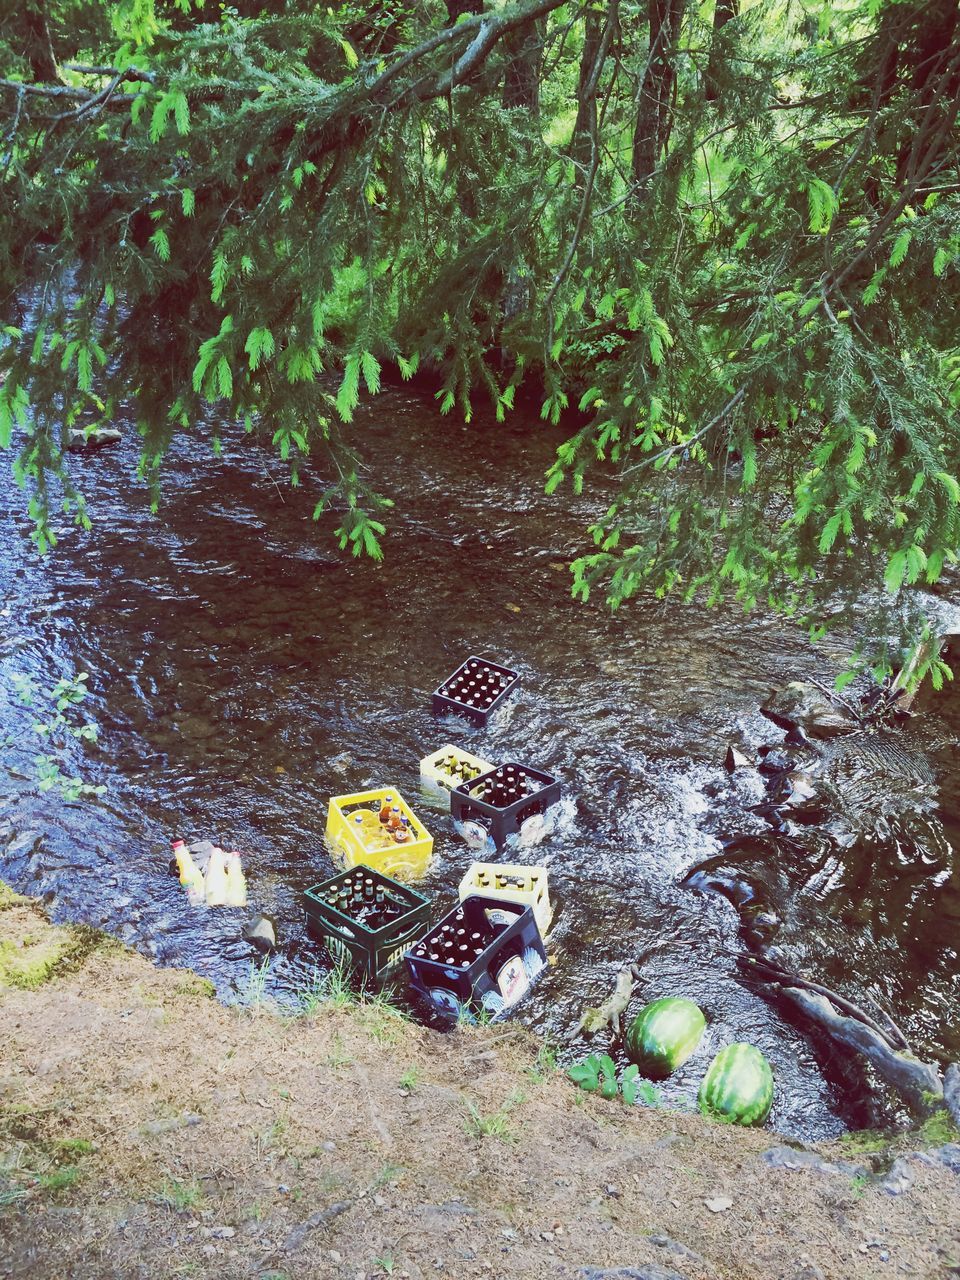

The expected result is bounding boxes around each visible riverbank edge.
[2,880,959,1280]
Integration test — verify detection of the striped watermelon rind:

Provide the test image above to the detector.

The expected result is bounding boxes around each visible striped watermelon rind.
[698,1043,774,1127]
[625,997,706,1078]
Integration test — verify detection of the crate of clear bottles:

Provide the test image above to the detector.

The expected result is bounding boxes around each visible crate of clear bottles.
[325,788,434,880]
[404,895,546,1023]
[419,744,494,798]
[458,861,553,937]
[304,866,431,984]
[432,656,519,726]
[450,763,561,851]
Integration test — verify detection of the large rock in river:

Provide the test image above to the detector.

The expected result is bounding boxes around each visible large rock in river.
[762,682,857,739]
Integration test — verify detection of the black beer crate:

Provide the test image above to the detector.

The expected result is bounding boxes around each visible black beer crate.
[304,866,431,984]
[450,762,561,850]
[404,895,547,1022]
[431,655,519,726]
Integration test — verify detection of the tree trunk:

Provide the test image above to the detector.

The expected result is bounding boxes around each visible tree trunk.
[21,1,59,83]
[501,17,544,113]
[571,12,604,166]
[631,0,684,192]
[704,0,738,102]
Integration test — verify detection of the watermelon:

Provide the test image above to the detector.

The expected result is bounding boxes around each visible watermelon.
[625,998,706,1078]
[698,1043,774,1126]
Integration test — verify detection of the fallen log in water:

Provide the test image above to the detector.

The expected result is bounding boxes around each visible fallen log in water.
[736,953,944,1115]
[779,987,943,1114]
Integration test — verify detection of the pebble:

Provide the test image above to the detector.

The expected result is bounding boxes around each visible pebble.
[704,1196,732,1213]
[329,1251,342,1263]
[322,1140,337,1153]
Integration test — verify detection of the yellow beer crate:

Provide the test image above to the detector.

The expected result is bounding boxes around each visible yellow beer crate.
[458,861,552,936]
[325,788,434,881]
[419,744,494,795]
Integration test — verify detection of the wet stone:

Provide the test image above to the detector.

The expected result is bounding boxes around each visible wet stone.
[761,1146,867,1178]
[579,1267,686,1280]
[881,1158,914,1195]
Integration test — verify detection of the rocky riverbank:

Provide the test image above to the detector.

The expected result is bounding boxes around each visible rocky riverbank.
[1,884,959,1280]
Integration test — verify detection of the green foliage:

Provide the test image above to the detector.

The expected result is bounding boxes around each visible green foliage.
[3,671,106,801]
[1,0,959,674]
[567,1054,650,1105]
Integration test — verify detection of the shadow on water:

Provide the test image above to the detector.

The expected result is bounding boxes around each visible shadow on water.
[1,387,957,1141]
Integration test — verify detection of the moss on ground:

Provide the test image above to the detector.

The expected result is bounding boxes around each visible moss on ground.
[0,881,122,991]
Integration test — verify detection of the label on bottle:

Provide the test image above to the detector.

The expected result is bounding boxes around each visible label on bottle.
[495,954,530,1007]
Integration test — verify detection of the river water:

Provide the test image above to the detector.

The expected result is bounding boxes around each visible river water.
[1,386,957,1142]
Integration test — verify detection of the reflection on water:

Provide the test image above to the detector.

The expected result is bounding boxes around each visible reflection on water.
[1,388,957,1140]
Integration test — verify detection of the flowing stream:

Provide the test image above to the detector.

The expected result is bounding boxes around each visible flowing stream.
[1,385,957,1142]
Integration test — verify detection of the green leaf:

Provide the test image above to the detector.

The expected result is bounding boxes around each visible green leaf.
[819,512,842,552]
[807,178,838,233]
[149,228,170,262]
[181,188,195,217]
[210,251,229,303]
[934,247,950,277]
[889,229,911,268]
[244,326,275,371]
[172,90,190,135]
[935,470,960,504]
[336,353,361,422]
[361,350,381,396]
[215,356,233,399]
[884,549,907,595]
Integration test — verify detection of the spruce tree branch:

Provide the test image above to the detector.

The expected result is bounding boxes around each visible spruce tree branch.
[621,386,746,477]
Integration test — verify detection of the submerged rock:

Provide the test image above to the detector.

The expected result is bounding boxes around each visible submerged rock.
[723,744,752,772]
[944,1062,960,1128]
[762,682,858,739]
[242,913,277,952]
[66,426,122,453]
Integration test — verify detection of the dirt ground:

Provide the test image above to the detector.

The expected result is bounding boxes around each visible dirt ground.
[1,887,959,1280]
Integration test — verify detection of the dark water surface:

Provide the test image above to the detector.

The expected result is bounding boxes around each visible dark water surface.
[1,388,957,1142]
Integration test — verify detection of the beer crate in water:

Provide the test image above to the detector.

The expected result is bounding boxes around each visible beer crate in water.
[325,788,434,880]
[458,861,553,936]
[304,866,431,984]
[419,744,494,799]
[431,656,519,726]
[449,763,561,851]
[404,895,547,1022]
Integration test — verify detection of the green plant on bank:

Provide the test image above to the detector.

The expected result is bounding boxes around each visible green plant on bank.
[0,1183,27,1208]
[37,1164,82,1193]
[568,1054,656,1106]
[839,1128,889,1156]
[850,1172,870,1198]
[241,954,273,1009]
[374,1255,395,1276]
[918,1109,960,1147]
[3,672,105,802]
[526,1039,559,1083]
[398,1066,420,1092]
[463,1089,526,1143]
[156,1177,204,1213]
[57,1138,94,1156]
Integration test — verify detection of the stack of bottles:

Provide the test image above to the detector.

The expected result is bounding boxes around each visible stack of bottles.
[322,871,408,932]
[470,764,539,808]
[345,795,417,852]
[408,905,497,969]
[435,661,510,713]
[404,895,547,1022]
[433,752,484,787]
[172,839,247,908]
